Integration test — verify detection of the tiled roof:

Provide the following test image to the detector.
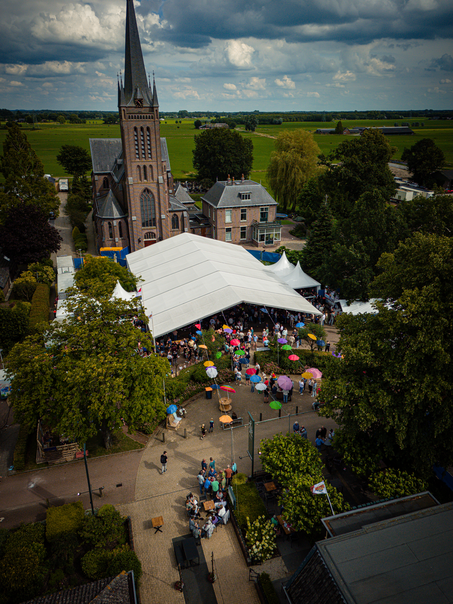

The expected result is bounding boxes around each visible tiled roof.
[202,180,277,209]
[96,190,127,219]
[90,139,122,174]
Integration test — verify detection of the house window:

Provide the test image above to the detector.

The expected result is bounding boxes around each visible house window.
[240,208,247,222]
[147,127,152,158]
[240,226,247,240]
[225,228,232,242]
[108,222,113,239]
[208,206,211,218]
[103,177,109,189]
[260,207,269,222]
[149,165,153,181]
[172,214,179,230]
[240,192,251,201]
[118,221,123,238]
[225,209,232,223]
[140,188,156,227]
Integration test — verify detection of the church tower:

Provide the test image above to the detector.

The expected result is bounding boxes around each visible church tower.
[118,0,171,251]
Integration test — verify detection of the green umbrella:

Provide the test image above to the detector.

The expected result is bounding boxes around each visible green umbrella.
[215,352,222,358]
[235,349,245,356]
[281,344,292,350]
[269,401,282,410]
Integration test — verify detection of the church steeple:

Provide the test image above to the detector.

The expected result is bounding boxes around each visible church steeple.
[122,0,153,107]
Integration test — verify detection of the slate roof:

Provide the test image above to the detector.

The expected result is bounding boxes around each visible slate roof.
[21,573,136,604]
[161,138,171,171]
[96,190,127,219]
[202,180,277,209]
[169,195,188,212]
[122,0,153,107]
[90,139,122,174]
[174,183,193,204]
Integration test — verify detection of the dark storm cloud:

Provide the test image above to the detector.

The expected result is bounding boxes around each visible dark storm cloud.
[427,53,453,71]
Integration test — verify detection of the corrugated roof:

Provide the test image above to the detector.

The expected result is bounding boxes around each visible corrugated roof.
[90,139,122,173]
[202,180,277,209]
[96,190,127,219]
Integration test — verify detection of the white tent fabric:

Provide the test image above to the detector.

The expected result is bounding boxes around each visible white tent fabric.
[111,280,136,302]
[265,251,295,278]
[126,233,321,338]
[339,299,379,315]
[284,262,321,290]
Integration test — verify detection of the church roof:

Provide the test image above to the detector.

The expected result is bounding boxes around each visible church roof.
[90,139,122,173]
[202,180,277,209]
[169,196,188,212]
[96,190,127,219]
[160,138,171,171]
[122,0,153,107]
[174,183,193,204]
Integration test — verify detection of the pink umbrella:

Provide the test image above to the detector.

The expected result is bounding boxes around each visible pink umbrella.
[307,368,323,379]
[246,368,256,375]
[288,354,300,361]
[277,375,293,390]
[230,339,240,346]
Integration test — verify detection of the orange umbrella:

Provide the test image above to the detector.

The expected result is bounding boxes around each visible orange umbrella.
[223,324,229,329]
[302,372,313,379]
[308,333,317,341]
[204,361,214,367]
[219,415,233,423]
[198,344,207,349]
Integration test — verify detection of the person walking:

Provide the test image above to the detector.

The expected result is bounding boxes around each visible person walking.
[160,451,168,474]
[224,465,233,486]
[299,378,305,395]
[209,418,214,433]
[200,424,207,439]
[299,425,308,439]
[197,471,205,496]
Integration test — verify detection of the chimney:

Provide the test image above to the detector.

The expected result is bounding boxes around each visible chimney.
[232,177,235,185]
[227,174,231,185]
[241,174,245,182]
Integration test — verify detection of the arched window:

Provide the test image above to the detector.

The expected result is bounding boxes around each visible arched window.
[137,165,141,182]
[108,222,113,239]
[140,127,146,158]
[134,127,139,159]
[149,165,153,181]
[172,214,179,230]
[143,165,147,181]
[118,221,123,238]
[103,177,109,188]
[140,189,156,227]
[147,128,152,158]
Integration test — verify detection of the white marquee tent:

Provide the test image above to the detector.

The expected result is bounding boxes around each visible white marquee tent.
[284,262,321,290]
[126,233,321,338]
[265,251,295,279]
[111,280,136,303]
[338,299,379,315]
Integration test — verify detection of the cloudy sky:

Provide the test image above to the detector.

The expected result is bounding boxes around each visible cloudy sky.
[0,0,452,112]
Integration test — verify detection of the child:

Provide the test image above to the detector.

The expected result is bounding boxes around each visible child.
[200,424,207,440]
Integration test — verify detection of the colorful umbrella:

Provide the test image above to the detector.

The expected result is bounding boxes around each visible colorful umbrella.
[255,383,267,391]
[224,327,233,333]
[196,330,203,335]
[302,372,313,379]
[239,357,249,364]
[250,374,262,383]
[230,338,240,346]
[288,354,300,361]
[296,322,305,328]
[277,375,293,390]
[316,340,326,347]
[198,344,207,349]
[222,324,229,329]
[308,333,317,341]
[246,368,256,375]
[215,351,222,358]
[166,404,177,414]
[219,415,233,423]
[220,385,236,393]
[282,344,292,350]
[211,384,220,389]
[195,323,201,329]
[307,368,323,379]
[235,349,245,356]
[260,307,268,313]
[204,361,214,367]
[270,401,282,410]
[277,338,287,344]
[206,367,218,378]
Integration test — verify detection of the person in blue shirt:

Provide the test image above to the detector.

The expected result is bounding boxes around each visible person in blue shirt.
[204,477,212,497]
[299,425,308,439]
[293,421,300,434]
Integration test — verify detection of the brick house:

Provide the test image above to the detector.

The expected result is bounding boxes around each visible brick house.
[201,178,281,246]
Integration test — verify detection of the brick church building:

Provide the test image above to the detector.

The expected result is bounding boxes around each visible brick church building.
[90,0,188,252]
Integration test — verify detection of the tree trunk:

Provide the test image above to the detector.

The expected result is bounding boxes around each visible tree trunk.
[101,420,113,449]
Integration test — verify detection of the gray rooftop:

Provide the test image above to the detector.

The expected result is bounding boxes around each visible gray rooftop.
[168,195,188,212]
[174,183,193,204]
[96,190,127,219]
[122,0,153,107]
[202,180,277,209]
[161,138,171,171]
[90,139,122,173]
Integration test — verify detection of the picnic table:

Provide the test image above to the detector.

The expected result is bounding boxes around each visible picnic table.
[264,482,277,492]
[203,500,215,512]
[151,516,164,534]
[277,515,295,536]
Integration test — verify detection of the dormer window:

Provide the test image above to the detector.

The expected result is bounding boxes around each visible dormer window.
[240,192,251,201]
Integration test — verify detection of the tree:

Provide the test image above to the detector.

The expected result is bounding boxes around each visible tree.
[75,255,138,297]
[57,115,66,124]
[396,193,453,239]
[320,233,453,477]
[192,128,253,182]
[194,120,202,129]
[301,200,334,281]
[267,130,321,212]
[0,302,30,354]
[7,296,169,449]
[56,145,92,179]
[334,120,344,134]
[401,138,445,187]
[244,116,257,132]
[0,203,62,270]
[0,123,59,221]
[369,469,427,499]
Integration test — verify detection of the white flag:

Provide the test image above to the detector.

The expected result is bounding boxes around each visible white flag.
[311,481,327,495]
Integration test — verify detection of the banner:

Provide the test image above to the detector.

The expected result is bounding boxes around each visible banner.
[311,481,327,495]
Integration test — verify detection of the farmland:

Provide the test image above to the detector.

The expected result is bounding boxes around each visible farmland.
[1,118,452,190]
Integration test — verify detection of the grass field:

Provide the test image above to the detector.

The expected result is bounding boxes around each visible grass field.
[1,118,452,188]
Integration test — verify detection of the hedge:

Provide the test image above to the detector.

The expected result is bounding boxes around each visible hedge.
[13,423,31,471]
[258,572,280,604]
[0,302,30,353]
[28,283,50,334]
[46,501,85,541]
[231,475,267,532]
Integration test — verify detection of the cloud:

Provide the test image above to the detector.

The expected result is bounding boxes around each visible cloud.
[9,81,23,86]
[439,78,451,83]
[223,83,237,90]
[244,76,266,90]
[225,40,255,67]
[275,75,295,88]
[5,64,27,75]
[305,91,320,97]
[428,53,453,71]
[333,70,356,82]
[428,86,446,93]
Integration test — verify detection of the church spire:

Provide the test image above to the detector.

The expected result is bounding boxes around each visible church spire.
[123,0,153,106]
[152,72,159,107]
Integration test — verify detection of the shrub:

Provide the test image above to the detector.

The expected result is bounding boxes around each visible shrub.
[246,516,276,563]
[50,531,79,569]
[0,528,9,557]
[5,522,46,563]
[28,283,50,334]
[369,469,428,499]
[79,504,127,550]
[106,545,142,582]
[72,226,80,240]
[81,548,112,579]
[11,272,37,301]
[12,424,32,471]
[0,302,30,354]
[46,501,84,541]
[258,572,280,604]
[0,547,44,600]
[231,480,268,532]
[232,472,248,486]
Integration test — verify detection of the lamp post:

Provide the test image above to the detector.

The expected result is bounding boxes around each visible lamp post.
[83,443,95,515]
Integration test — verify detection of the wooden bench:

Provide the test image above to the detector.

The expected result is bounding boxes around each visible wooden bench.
[221,417,243,429]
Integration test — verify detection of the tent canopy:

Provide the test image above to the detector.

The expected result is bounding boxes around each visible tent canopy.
[339,299,379,315]
[265,251,295,278]
[283,261,321,290]
[111,280,136,302]
[126,233,321,338]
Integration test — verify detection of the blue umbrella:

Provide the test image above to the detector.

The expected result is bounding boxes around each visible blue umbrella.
[260,307,268,313]
[166,404,177,414]
[296,322,305,328]
[250,374,262,383]
[196,330,203,335]
[317,340,326,347]
[211,384,221,389]
[239,357,249,364]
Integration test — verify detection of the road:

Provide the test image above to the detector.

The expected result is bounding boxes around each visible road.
[51,191,75,260]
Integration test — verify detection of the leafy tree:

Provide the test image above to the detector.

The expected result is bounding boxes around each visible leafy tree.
[0,302,31,354]
[267,130,321,212]
[192,128,253,182]
[396,193,453,239]
[56,145,92,179]
[65,192,91,229]
[7,295,168,448]
[0,203,62,270]
[401,138,445,187]
[334,120,344,134]
[296,177,325,226]
[0,123,59,221]
[57,115,66,124]
[244,116,258,132]
[301,200,334,281]
[75,255,138,297]
[297,324,327,352]
[369,469,427,499]
[194,119,202,129]
[11,272,38,301]
[320,233,453,477]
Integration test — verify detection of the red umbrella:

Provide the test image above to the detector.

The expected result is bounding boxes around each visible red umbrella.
[246,368,256,375]
[230,338,240,346]
[195,323,201,329]
[288,354,300,361]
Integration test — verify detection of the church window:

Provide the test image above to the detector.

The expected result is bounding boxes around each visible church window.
[172,214,179,230]
[149,165,153,181]
[143,165,147,181]
[140,127,146,158]
[134,128,139,159]
[118,221,123,238]
[147,128,152,158]
[108,222,113,238]
[140,188,156,227]
[137,165,141,181]
[103,177,109,189]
